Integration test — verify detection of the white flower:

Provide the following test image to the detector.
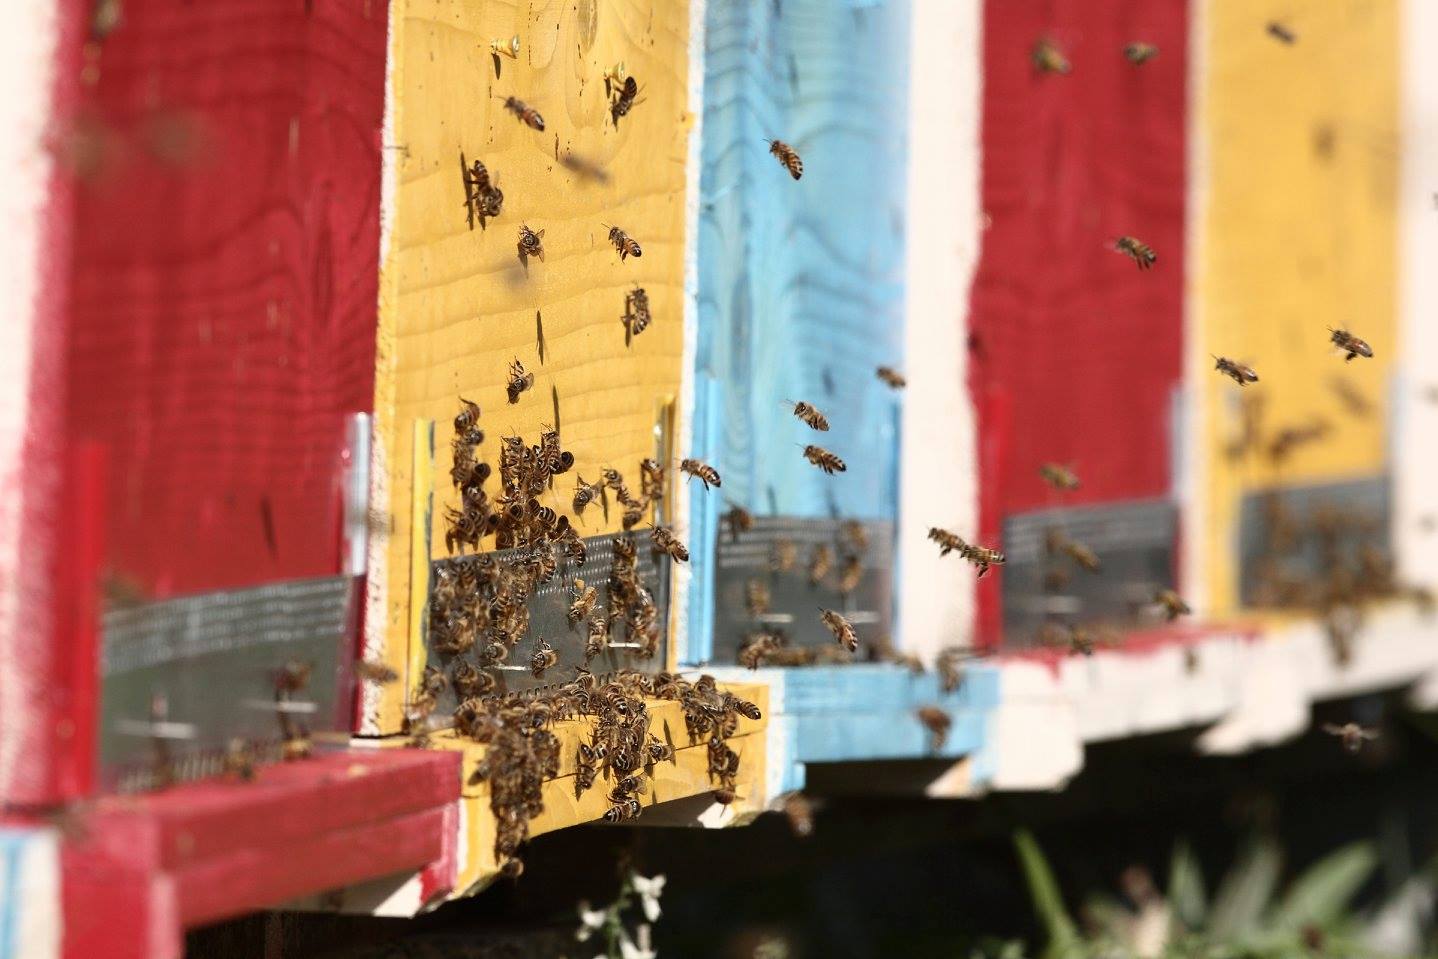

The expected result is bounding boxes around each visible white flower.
[630,873,666,922]
[618,924,658,959]
[575,900,608,942]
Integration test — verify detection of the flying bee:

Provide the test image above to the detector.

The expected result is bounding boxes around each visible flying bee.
[1322,722,1378,753]
[723,504,754,543]
[1214,356,1259,386]
[876,366,906,389]
[745,578,772,617]
[966,543,1005,578]
[530,639,558,678]
[807,543,833,587]
[679,457,722,490]
[770,537,797,573]
[1039,463,1080,491]
[915,706,952,751]
[1266,21,1296,44]
[782,792,815,838]
[1031,37,1072,74]
[609,75,641,127]
[568,578,597,626]
[1060,539,1101,573]
[355,660,400,685]
[516,224,545,265]
[928,527,965,557]
[838,554,863,596]
[739,631,779,670]
[572,476,601,517]
[506,358,534,403]
[1123,41,1158,64]
[622,286,652,345]
[937,646,978,693]
[500,95,545,130]
[788,400,829,431]
[1328,328,1373,362]
[802,444,846,475]
[766,139,803,180]
[819,608,858,653]
[1114,235,1156,269]
[453,397,481,435]
[605,225,642,260]
[651,525,689,562]
[1155,588,1191,621]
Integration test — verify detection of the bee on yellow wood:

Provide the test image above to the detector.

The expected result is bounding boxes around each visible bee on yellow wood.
[679,458,722,490]
[1040,463,1080,491]
[770,537,797,573]
[651,525,689,562]
[575,742,600,794]
[639,458,666,502]
[788,400,829,431]
[1329,328,1373,362]
[462,157,503,228]
[1267,21,1297,44]
[1214,356,1259,386]
[819,608,858,653]
[623,286,652,345]
[516,224,545,265]
[453,397,481,435]
[606,225,642,261]
[1323,722,1378,753]
[501,95,545,131]
[609,76,641,128]
[916,706,952,751]
[937,646,978,693]
[1155,588,1191,621]
[1123,42,1158,64]
[802,445,846,475]
[808,543,834,587]
[1031,37,1072,74]
[876,366,906,389]
[1114,235,1156,269]
[767,138,804,179]
[506,358,534,404]
[724,504,754,543]
[572,476,601,518]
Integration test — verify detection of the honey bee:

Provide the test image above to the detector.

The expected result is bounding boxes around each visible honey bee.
[575,741,599,793]
[819,608,858,653]
[646,737,675,764]
[745,578,772,617]
[609,76,641,127]
[499,857,525,880]
[1155,588,1191,621]
[454,397,481,434]
[915,706,952,751]
[723,504,754,543]
[1039,463,1080,491]
[802,445,846,475]
[572,476,601,517]
[838,554,863,596]
[1123,42,1158,64]
[770,537,797,573]
[1214,356,1259,386]
[507,358,534,403]
[789,400,829,431]
[807,543,834,586]
[927,527,965,557]
[585,609,610,660]
[1031,37,1072,74]
[1328,328,1373,362]
[530,639,558,678]
[929,528,1004,577]
[565,580,596,627]
[222,737,256,781]
[651,525,689,562]
[355,660,400,685]
[738,631,779,669]
[516,224,545,265]
[782,792,815,838]
[621,498,648,531]
[1114,236,1156,269]
[713,788,740,806]
[623,286,652,345]
[1266,21,1297,44]
[1059,538,1101,573]
[766,139,803,180]
[965,543,1005,578]
[937,646,977,693]
[501,95,545,131]
[606,225,642,260]
[463,158,504,228]
[1322,722,1378,753]
[274,659,314,693]
[875,366,906,389]
[679,457,722,490]
[841,520,869,553]
[639,458,666,502]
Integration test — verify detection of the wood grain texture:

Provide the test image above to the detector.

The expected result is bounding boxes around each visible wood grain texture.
[685,0,911,661]
[968,0,1188,645]
[370,0,693,730]
[1196,0,1397,614]
[62,0,389,598]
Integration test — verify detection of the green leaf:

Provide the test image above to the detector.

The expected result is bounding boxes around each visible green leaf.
[1267,842,1375,934]
[1168,840,1209,932]
[1208,837,1282,941]
[1013,830,1082,958]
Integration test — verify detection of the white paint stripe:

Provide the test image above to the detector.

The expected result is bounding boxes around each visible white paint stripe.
[897,0,982,660]
[1396,0,1438,586]
[0,829,60,959]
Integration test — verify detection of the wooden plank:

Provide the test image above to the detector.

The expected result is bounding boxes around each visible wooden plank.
[370,0,694,731]
[1195,0,1398,614]
[969,0,1189,646]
